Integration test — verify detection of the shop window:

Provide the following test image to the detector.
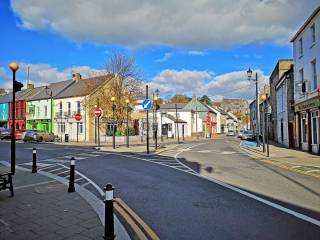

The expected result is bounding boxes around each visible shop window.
[311,111,319,144]
[301,113,308,143]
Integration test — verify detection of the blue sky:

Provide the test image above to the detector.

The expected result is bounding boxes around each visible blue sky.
[0,0,318,100]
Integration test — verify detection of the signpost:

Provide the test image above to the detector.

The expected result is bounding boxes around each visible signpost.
[74,113,82,143]
[95,106,102,147]
[142,99,153,111]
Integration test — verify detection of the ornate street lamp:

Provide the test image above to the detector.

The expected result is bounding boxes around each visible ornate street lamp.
[247,68,260,147]
[9,62,19,174]
[111,97,116,149]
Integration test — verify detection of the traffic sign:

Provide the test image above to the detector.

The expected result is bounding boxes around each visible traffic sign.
[95,107,102,117]
[142,99,152,110]
[74,113,82,121]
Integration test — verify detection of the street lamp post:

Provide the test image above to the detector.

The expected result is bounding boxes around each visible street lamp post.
[247,68,260,147]
[195,107,198,139]
[175,104,180,144]
[153,95,159,150]
[261,94,267,153]
[125,99,130,148]
[9,62,19,174]
[45,86,53,134]
[111,97,116,149]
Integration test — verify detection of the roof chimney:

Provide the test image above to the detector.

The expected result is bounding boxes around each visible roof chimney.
[72,73,82,81]
[27,84,34,90]
[0,88,6,96]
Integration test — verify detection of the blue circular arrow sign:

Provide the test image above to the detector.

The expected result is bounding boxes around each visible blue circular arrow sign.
[142,99,153,110]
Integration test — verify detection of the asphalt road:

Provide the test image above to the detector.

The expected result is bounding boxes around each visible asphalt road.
[1,139,320,240]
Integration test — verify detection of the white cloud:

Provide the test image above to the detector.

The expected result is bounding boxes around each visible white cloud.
[149,69,269,99]
[155,52,173,63]
[187,51,207,56]
[10,0,319,48]
[0,63,102,89]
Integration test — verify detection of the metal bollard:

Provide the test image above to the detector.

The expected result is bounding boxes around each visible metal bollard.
[103,184,115,240]
[68,157,75,192]
[32,148,37,173]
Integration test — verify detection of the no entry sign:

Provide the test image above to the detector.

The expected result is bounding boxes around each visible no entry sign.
[95,107,102,117]
[74,113,82,121]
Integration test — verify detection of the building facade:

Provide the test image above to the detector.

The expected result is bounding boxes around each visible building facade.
[0,93,11,128]
[291,7,320,154]
[269,59,294,141]
[275,66,295,148]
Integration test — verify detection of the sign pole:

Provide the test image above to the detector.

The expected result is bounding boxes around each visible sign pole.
[77,122,79,143]
[146,85,149,154]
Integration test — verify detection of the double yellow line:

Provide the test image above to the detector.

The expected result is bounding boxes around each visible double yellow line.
[114,198,160,240]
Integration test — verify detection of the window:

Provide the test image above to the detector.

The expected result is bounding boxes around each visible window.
[311,111,319,144]
[37,106,40,117]
[301,113,308,143]
[78,122,83,134]
[311,59,317,90]
[77,101,81,113]
[44,106,48,117]
[310,24,316,44]
[67,102,71,116]
[58,122,65,133]
[59,101,62,116]
[298,38,303,57]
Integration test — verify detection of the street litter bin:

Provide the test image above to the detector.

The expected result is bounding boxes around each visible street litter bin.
[65,134,69,142]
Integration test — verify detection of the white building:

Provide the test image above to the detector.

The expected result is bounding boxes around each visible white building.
[53,75,107,142]
[291,6,320,154]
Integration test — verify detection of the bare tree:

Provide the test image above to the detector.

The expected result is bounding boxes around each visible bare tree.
[85,52,144,134]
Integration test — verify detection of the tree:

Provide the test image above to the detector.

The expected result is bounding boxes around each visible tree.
[199,95,212,105]
[85,52,144,133]
[170,94,191,103]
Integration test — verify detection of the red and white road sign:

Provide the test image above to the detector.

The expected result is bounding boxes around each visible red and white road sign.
[74,113,82,121]
[95,107,102,117]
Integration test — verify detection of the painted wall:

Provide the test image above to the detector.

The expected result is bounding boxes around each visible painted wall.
[26,99,54,132]
[53,97,87,142]
[0,103,9,121]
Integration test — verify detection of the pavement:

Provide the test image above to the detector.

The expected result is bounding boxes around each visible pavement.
[0,164,130,240]
[240,141,320,178]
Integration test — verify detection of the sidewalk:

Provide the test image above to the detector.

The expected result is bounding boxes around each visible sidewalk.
[240,142,320,178]
[0,166,129,240]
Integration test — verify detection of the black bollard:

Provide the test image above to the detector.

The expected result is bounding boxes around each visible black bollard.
[32,148,37,173]
[103,184,115,240]
[68,157,75,192]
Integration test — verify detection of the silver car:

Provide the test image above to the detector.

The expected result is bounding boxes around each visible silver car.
[23,130,55,142]
[241,130,255,141]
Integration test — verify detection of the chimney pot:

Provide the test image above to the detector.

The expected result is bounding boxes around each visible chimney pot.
[27,84,34,89]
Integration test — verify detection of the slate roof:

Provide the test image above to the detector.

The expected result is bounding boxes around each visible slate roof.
[55,75,112,99]
[28,80,74,101]
[160,103,187,109]
[0,92,12,103]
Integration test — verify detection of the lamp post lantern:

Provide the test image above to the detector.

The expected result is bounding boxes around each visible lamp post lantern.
[247,68,260,147]
[9,62,20,174]
[111,97,116,149]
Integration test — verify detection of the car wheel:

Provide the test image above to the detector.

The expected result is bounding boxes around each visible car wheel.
[38,137,43,142]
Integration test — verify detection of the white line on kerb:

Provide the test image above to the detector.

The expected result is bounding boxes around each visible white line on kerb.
[174,142,320,227]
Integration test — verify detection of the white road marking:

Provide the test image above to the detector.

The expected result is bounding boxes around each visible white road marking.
[47,167,66,173]
[174,143,320,227]
[196,150,212,153]
[291,166,303,169]
[221,151,236,155]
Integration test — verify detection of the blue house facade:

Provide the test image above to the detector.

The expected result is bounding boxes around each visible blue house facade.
[0,93,11,128]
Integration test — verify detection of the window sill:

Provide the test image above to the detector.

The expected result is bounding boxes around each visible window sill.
[310,42,316,49]
[299,55,303,59]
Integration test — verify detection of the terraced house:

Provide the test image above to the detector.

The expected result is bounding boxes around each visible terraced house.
[26,80,73,132]
[0,93,10,128]
[53,73,112,142]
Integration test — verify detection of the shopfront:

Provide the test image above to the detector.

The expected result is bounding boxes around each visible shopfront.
[294,96,320,155]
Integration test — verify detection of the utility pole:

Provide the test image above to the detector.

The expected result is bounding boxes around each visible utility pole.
[97,98,100,148]
[255,72,260,147]
[175,104,180,144]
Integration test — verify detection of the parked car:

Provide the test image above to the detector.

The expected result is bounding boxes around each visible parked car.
[238,130,245,138]
[226,130,236,136]
[241,130,255,141]
[23,130,55,142]
[0,128,23,140]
